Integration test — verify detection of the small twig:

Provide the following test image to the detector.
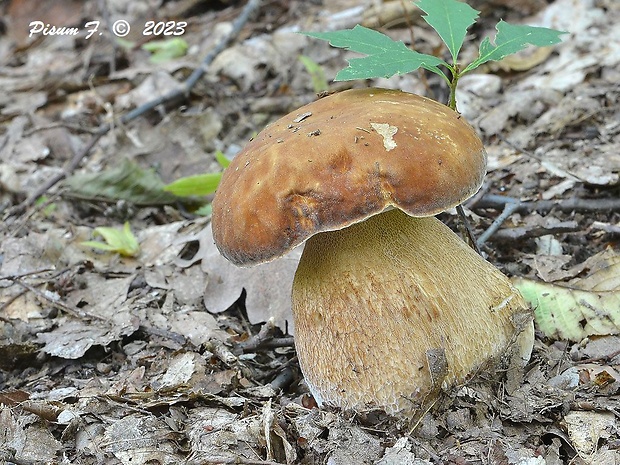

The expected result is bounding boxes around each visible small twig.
[206,338,256,381]
[491,221,580,242]
[455,204,482,255]
[8,277,109,322]
[591,221,620,234]
[23,121,101,136]
[577,348,620,364]
[254,337,295,350]
[6,128,106,220]
[197,459,285,465]
[239,318,277,352]
[496,134,583,181]
[138,325,187,346]
[4,190,65,238]
[476,197,522,247]
[5,0,262,221]
[270,366,296,391]
[407,396,439,436]
[466,191,616,245]
[473,194,620,214]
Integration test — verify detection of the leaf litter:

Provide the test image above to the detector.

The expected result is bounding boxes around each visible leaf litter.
[1,0,620,463]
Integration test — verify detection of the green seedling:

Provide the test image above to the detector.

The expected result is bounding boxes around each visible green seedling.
[299,55,329,93]
[163,173,222,197]
[142,38,188,63]
[82,222,140,257]
[305,0,566,109]
[163,150,230,211]
[35,195,57,217]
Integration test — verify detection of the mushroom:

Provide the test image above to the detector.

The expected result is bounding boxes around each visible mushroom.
[211,88,530,415]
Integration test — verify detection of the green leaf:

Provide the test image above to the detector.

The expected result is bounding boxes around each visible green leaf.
[115,37,135,50]
[142,38,188,63]
[214,150,231,169]
[194,203,213,217]
[464,21,567,73]
[82,222,140,257]
[337,50,447,81]
[163,173,222,197]
[64,158,179,206]
[35,196,57,216]
[305,25,403,56]
[304,25,448,81]
[416,0,479,63]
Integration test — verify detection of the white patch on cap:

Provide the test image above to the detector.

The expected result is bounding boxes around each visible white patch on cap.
[370,122,398,151]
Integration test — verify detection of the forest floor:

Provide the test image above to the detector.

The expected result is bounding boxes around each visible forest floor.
[0,0,619,463]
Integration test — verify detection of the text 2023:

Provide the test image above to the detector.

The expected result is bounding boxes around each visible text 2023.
[143,21,187,36]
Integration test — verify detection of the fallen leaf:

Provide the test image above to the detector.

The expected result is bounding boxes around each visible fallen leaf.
[571,254,620,292]
[563,411,616,459]
[156,352,204,389]
[102,415,182,465]
[36,275,138,359]
[176,222,299,334]
[376,437,422,465]
[0,406,62,463]
[114,71,183,111]
[513,277,620,342]
[0,390,30,406]
[168,309,228,345]
[483,46,554,72]
[64,158,179,206]
[186,408,264,463]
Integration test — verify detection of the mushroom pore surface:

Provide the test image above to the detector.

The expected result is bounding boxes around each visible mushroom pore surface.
[211,88,486,266]
[292,209,529,415]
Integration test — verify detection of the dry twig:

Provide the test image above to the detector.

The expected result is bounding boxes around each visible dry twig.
[473,194,620,214]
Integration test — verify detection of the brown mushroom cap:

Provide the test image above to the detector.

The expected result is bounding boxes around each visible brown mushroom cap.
[211,88,486,266]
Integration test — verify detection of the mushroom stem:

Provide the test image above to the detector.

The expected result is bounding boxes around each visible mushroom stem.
[292,209,528,415]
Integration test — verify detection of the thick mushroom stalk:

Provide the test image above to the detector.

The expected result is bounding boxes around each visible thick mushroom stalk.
[293,209,527,414]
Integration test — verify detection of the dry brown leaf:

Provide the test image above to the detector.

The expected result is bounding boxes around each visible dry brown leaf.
[563,411,617,460]
[0,406,62,463]
[0,390,30,406]
[102,415,182,465]
[483,46,554,72]
[155,352,206,390]
[186,408,264,463]
[36,275,138,358]
[176,222,299,334]
[570,250,620,291]
[361,1,421,29]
